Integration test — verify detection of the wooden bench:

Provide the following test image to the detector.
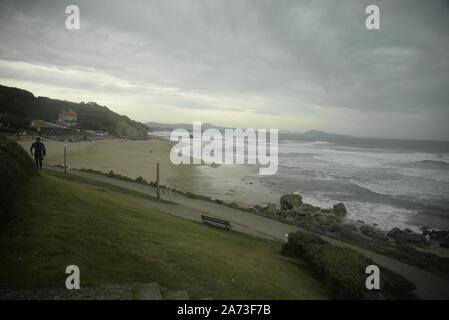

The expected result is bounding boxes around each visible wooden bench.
[201,215,232,230]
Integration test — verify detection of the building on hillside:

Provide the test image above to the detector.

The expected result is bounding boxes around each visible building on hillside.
[30,120,66,131]
[58,109,78,127]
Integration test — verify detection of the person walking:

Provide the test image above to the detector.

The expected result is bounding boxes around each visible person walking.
[30,137,46,170]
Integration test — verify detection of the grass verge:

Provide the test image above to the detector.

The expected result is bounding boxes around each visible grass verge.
[0,173,329,299]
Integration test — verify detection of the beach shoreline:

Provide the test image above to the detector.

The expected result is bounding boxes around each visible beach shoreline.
[18,137,198,193]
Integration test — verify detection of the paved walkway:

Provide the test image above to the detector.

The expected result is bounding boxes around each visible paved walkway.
[0,282,195,300]
[45,166,449,299]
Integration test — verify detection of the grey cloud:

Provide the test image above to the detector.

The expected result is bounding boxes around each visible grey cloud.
[0,0,448,139]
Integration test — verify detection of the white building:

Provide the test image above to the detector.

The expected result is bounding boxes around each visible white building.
[58,109,78,127]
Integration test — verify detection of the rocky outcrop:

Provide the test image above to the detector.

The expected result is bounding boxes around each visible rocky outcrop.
[387,227,427,245]
[280,194,302,210]
[333,203,347,217]
[251,203,279,216]
[115,117,148,139]
[251,193,346,230]
[360,225,388,241]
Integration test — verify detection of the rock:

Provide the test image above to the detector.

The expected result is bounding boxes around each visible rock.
[387,227,426,245]
[360,225,377,238]
[387,228,406,243]
[333,203,347,217]
[135,176,147,184]
[291,203,321,217]
[360,225,387,241]
[280,194,302,210]
[440,241,449,249]
[316,215,337,226]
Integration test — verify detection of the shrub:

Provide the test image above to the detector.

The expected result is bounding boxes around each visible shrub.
[381,267,416,300]
[283,230,416,299]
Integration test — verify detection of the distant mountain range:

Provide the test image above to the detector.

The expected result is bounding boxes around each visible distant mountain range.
[145,122,350,138]
[0,85,148,139]
[145,121,228,131]
[300,130,350,138]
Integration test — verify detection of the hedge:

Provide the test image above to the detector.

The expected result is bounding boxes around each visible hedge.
[282,230,416,299]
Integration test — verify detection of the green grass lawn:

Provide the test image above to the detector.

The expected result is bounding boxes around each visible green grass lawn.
[0,173,329,299]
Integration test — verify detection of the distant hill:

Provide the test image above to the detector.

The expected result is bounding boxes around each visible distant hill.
[146,123,351,140]
[301,130,350,138]
[0,85,148,139]
[146,121,227,131]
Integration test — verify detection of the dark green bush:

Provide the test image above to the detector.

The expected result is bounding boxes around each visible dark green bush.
[283,230,416,299]
[0,136,37,222]
[381,267,416,299]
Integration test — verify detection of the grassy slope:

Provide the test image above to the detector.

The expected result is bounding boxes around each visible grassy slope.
[0,173,329,299]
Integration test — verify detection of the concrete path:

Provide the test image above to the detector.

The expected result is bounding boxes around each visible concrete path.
[44,166,449,299]
[0,282,193,300]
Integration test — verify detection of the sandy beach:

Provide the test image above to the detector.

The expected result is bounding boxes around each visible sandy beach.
[18,136,277,205]
[19,138,197,192]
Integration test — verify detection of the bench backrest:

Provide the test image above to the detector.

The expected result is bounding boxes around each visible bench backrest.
[201,215,231,226]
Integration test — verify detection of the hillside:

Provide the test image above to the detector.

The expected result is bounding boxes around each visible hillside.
[0,85,148,139]
[0,134,37,222]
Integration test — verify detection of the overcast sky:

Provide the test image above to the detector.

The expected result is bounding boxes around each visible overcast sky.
[0,0,448,140]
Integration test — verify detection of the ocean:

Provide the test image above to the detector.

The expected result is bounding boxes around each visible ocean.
[269,135,449,232]
[153,131,449,232]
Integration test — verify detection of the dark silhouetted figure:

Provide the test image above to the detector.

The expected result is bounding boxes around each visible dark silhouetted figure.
[30,137,46,170]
